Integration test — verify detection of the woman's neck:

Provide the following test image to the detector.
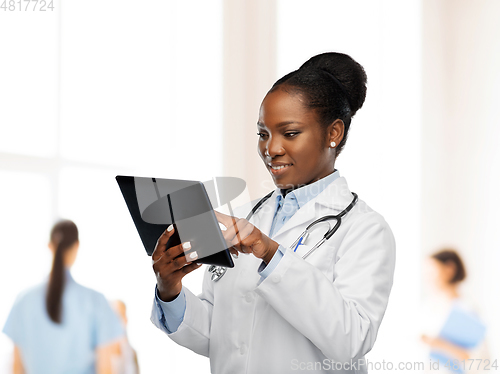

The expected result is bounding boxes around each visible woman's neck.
[442,284,460,300]
[279,169,337,197]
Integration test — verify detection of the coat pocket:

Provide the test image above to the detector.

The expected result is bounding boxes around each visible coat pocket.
[293,243,335,280]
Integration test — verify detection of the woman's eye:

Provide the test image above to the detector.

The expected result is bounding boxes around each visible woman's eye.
[257,132,268,139]
[285,132,300,138]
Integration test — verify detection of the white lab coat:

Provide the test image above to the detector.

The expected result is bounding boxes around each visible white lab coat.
[153,176,396,374]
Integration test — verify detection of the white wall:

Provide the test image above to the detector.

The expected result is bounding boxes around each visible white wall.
[222,0,277,199]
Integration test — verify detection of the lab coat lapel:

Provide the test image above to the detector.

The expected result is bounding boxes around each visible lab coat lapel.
[271,177,354,244]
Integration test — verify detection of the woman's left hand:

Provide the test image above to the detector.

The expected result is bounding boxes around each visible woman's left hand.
[214,211,279,264]
[421,334,470,361]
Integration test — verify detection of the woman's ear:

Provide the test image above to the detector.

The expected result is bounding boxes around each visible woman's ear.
[328,119,345,147]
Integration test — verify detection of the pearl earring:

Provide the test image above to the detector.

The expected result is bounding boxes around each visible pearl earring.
[330,141,336,148]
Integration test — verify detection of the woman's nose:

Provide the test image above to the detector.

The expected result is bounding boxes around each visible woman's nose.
[266,137,285,158]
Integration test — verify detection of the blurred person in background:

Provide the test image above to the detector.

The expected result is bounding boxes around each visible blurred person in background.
[421,249,490,373]
[111,300,140,374]
[2,219,124,374]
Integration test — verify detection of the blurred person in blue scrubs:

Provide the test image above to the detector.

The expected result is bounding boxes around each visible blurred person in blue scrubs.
[420,249,490,373]
[2,219,124,374]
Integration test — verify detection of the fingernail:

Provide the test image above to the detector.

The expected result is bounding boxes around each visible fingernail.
[188,251,198,260]
[231,253,239,259]
[167,224,173,232]
[182,242,191,250]
[196,263,202,266]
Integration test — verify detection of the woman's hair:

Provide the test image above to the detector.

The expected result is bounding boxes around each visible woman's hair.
[431,249,467,284]
[270,52,367,157]
[46,219,79,323]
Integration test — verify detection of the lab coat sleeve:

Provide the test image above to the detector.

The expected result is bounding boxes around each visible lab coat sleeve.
[254,211,396,364]
[151,267,215,357]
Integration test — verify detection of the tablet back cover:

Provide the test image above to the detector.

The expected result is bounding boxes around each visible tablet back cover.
[116,175,234,268]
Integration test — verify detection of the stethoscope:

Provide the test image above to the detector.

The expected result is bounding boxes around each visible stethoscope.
[208,191,358,281]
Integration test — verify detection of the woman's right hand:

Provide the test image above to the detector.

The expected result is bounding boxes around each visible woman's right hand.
[152,225,202,302]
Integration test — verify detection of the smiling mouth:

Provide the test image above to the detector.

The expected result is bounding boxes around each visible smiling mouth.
[270,164,291,170]
[268,163,293,175]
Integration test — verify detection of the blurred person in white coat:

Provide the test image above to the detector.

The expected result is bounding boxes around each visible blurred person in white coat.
[421,249,490,374]
[111,300,140,374]
[150,52,396,374]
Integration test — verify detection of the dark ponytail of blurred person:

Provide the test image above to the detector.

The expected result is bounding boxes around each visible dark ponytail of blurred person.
[46,220,79,324]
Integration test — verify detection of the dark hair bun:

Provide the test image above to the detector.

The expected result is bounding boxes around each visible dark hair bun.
[299,52,367,116]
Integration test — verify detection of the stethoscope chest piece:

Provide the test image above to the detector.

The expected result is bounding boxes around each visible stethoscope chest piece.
[208,265,227,282]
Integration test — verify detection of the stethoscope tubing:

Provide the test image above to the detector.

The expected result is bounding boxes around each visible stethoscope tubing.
[306,192,358,240]
[209,190,358,281]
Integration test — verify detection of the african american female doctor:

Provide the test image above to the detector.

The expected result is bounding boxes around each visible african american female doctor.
[150,52,396,374]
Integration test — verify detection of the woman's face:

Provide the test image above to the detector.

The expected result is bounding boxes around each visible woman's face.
[427,258,455,290]
[257,88,342,189]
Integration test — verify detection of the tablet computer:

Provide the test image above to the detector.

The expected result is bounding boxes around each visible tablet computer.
[116,175,234,268]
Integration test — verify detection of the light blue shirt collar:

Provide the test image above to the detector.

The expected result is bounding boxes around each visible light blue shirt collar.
[44,267,75,284]
[277,169,340,208]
